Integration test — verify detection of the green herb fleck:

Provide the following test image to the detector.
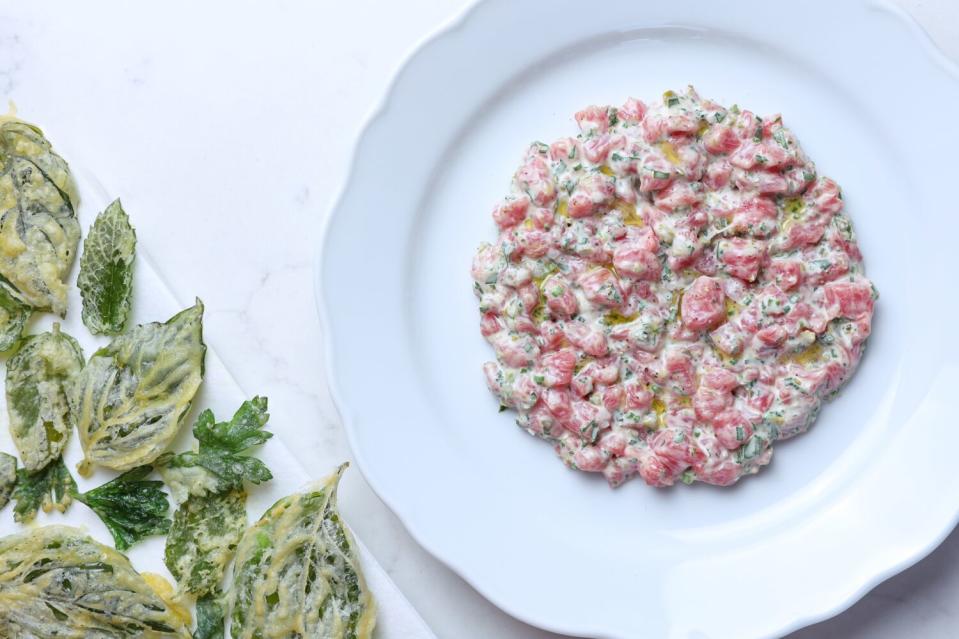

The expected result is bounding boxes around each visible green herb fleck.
[772,130,789,149]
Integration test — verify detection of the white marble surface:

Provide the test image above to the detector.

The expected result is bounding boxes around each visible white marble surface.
[0,1,956,637]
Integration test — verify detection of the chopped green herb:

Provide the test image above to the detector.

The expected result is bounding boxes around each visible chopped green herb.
[772,129,789,149]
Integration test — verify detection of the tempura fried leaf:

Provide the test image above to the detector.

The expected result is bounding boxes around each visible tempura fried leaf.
[74,465,172,551]
[12,455,75,523]
[0,525,190,637]
[157,397,272,503]
[78,198,137,335]
[165,489,246,595]
[194,592,226,639]
[0,119,80,315]
[0,452,15,510]
[0,284,30,351]
[74,301,206,471]
[230,464,376,639]
[6,324,84,471]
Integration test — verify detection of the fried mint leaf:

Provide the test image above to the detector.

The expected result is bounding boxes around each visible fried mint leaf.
[0,120,80,315]
[6,324,84,471]
[165,489,246,596]
[11,455,76,523]
[230,464,377,639]
[74,300,206,471]
[74,465,171,551]
[157,397,272,503]
[78,198,137,335]
[0,452,16,510]
[0,525,191,637]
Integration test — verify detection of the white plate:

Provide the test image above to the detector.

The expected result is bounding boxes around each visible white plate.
[319,1,959,637]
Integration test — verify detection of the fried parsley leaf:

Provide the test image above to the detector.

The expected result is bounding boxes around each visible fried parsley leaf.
[74,465,171,551]
[12,455,75,523]
[157,397,272,503]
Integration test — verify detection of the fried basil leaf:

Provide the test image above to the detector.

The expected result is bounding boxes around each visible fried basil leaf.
[165,489,246,595]
[78,198,137,335]
[0,525,190,637]
[75,301,206,471]
[157,397,272,503]
[0,451,15,509]
[12,455,75,523]
[230,464,376,639]
[6,324,84,471]
[194,592,226,639]
[74,465,171,551]
[0,284,30,351]
[0,119,80,316]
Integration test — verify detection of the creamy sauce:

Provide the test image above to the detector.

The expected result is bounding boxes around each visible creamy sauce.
[471,87,876,487]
